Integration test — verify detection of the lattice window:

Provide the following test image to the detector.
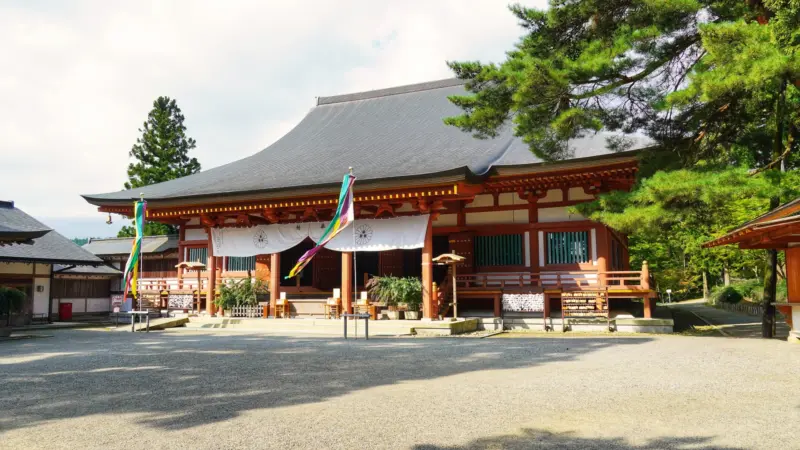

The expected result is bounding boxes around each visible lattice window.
[546,231,589,265]
[187,247,208,265]
[474,234,523,267]
[227,256,256,271]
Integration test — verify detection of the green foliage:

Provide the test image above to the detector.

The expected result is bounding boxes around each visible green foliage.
[366,276,423,311]
[214,278,268,311]
[446,2,800,302]
[446,1,799,166]
[709,279,780,304]
[0,287,26,315]
[710,285,744,304]
[119,96,201,238]
[574,167,800,293]
[71,237,90,246]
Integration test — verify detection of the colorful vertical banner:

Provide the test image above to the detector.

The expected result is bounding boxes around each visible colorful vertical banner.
[123,200,146,299]
[286,172,356,278]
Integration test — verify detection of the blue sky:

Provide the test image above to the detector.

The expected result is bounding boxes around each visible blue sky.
[1,1,544,238]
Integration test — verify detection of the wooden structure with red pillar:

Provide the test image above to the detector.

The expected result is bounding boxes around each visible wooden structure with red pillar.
[83,79,656,322]
[704,197,800,343]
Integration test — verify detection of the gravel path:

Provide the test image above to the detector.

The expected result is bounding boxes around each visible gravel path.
[1,329,799,449]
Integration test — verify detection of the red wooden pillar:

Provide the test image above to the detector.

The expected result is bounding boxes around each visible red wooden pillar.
[177,225,186,288]
[255,255,270,318]
[207,234,217,315]
[270,253,280,317]
[342,252,353,314]
[422,215,435,319]
[641,260,653,318]
[595,226,609,286]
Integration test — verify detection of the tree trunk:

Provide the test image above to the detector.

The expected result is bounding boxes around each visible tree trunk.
[723,267,730,286]
[702,271,709,301]
[762,248,778,338]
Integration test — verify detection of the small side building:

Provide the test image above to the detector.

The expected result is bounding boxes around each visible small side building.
[0,201,107,324]
[82,235,179,292]
[704,197,800,343]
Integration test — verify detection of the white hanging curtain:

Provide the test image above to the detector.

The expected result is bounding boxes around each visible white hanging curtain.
[211,223,311,257]
[210,214,429,256]
[320,214,429,252]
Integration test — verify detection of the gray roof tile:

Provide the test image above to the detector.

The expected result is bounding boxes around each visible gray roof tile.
[83,79,652,205]
[82,235,178,256]
[54,264,122,276]
[0,202,104,265]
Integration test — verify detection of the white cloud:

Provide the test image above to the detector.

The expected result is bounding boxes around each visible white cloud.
[0,0,545,237]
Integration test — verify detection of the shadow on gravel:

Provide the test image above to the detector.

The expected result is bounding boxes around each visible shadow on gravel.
[0,330,651,432]
[413,428,742,450]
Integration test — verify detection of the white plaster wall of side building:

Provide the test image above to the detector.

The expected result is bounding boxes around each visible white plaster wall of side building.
[87,297,111,312]
[0,262,33,274]
[433,213,458,227]
[186,217,200,226]
[185,228,209,241]
[465,209,529,226]
[32,276,51,314]
[58,298,87,313]
[537,206,585,223]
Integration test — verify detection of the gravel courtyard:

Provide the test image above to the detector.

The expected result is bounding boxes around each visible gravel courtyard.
[1,329,799,449]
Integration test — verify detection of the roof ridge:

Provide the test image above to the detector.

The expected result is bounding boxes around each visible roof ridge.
[317,78,465,106]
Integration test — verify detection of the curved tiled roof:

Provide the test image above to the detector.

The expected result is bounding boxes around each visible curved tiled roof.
[83,79,652,206]
[0,201,104,265]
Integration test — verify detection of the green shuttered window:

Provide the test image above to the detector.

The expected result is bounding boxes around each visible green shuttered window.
[546,231,589,265]
[227,256,256,271]
[187,248,208,265]
[474,234,523,267]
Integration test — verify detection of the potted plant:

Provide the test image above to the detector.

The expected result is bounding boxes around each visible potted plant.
[0,287,26,337]
[366,276,422,320]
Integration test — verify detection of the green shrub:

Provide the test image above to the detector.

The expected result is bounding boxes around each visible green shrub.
[366,276,422,311]
[710,285,743,304]
[215,278,268,310]
[0,287,26,326]
[0,287,25,314]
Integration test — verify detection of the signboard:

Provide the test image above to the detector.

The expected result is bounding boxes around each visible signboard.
[561,290,608,319]
[111,294,130,312]
[502,293,545,312]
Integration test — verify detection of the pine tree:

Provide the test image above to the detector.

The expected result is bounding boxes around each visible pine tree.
[118,97,201,237]
[447,1,799,336]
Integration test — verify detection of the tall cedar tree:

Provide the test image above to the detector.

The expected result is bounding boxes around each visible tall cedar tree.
[118,97,201,237]
[447,1,799,337]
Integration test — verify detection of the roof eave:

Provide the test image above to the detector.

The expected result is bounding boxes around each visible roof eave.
[0,256,105,266]
[82,167,476,209]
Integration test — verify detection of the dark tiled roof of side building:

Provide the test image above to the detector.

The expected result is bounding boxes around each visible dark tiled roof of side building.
[83,78,653,206]
[82,235,179,256]
[54,264,122,276]
[0,202,104,265]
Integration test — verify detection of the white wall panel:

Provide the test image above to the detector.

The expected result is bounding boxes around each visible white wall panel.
[185,228,208,241]
[538,207,585,223]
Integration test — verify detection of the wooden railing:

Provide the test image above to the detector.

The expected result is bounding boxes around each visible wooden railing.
[137,278,208,292]
[455,264,651,292]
